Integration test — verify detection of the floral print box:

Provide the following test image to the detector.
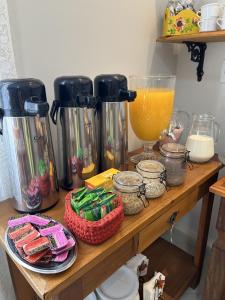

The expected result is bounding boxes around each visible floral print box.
[163,8,200,36]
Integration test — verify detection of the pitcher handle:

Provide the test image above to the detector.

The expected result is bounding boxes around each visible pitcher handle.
[214,121,220,144]
[217,18,223,29]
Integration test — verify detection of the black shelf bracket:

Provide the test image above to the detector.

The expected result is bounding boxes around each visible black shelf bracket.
[184,42,207,82]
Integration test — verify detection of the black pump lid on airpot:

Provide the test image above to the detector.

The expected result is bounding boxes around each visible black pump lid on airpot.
[54,76,96,108]
[0,78,49,117]
[94,74,136,102]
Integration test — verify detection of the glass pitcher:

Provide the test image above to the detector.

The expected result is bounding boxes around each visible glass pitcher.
[186,114,220,163]
[160,109,190,145]
[129,75,176,163]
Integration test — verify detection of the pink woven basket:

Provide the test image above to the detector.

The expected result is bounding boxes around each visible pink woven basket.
[64,191,124,245]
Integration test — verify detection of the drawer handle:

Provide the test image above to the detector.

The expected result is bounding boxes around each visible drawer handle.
[168,211,178,225]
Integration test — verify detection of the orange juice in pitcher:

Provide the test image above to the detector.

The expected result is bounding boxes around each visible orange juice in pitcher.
[130,88,174,141]
[129,76,176,163]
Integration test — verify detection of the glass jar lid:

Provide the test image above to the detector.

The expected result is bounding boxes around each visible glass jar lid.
[113,171,143,193]
[160,143,186,158]
[137,160,165,174]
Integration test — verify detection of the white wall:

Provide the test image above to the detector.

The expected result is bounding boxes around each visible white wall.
[7,0,177,154]
[174,0,225,247]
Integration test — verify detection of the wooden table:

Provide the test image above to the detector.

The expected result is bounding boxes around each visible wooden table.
[0,154,222,300]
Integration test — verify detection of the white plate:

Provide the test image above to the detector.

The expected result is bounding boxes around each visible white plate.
[96,266,139,300]
[84,292,97,300]
[5,222,77,274]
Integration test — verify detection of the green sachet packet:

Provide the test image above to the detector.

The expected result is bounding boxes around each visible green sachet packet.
[80,204,106,221]
[83,206,102,221]
[98,192,117,206]
[81,192,116,212]
[71,187,87,202]
[71,199,80,214]
[80,194,118,221]
[82,209,95,221]
[86,187,105,196]
[78,194,100,210]
[100,197,116,218]
[71,187,118,221]
[80,199,100,212]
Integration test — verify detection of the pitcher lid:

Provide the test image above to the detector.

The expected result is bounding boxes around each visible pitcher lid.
[54,76,97,108]
[94,74,136,102]
[0,78,48,117]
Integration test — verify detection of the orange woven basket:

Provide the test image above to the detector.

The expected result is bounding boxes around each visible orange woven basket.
[64,192,124,245]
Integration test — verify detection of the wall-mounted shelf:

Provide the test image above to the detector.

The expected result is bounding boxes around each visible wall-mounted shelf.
[157,31,225,81]
[157,30,225,43]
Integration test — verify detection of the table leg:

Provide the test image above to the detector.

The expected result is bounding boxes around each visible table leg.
[6,253,37,300]
[52,279,83,300]
[191,191,215,288]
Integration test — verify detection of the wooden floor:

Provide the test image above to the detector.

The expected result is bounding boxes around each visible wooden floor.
[141,238,197,300]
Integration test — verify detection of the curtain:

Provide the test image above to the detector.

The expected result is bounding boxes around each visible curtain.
[0,0,17,200]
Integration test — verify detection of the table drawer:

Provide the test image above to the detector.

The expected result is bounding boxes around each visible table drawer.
[138,189,198,252]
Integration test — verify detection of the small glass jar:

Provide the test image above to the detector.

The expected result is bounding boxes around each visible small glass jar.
[136,160,166,199]
[113,171,147,215]
[160,143,188,186]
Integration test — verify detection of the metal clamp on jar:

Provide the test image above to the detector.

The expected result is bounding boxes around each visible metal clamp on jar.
[160,143,188,186]
[51,76,99,190]
[136,160,166,199]
[113,171,147,215]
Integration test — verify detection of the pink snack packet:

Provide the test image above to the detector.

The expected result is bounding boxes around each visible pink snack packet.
[15,229,40,248]
[39,223,63,236]
[52,238,75,255]
[52,251,69,263]
[29,215,50,227]
[49,230,68,251]
[8,215,30,228]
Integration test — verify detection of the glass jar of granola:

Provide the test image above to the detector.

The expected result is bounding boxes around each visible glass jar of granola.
[113,171,147,215]
[136,160,166,199]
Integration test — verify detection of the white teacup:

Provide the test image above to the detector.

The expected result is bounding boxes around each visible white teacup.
[198,17,218,32]
[220,6,225,18]
[217,17,225,29]
[198,3,224,19]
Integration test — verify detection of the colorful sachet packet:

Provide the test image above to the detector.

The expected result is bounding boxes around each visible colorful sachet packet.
[71,187,118,221]
[80,193,117,221]
[71,188,103,213]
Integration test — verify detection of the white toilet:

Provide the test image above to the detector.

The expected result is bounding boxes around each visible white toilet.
[95,266,140,300]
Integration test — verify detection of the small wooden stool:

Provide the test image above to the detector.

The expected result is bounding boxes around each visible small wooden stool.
[203,177,225,300]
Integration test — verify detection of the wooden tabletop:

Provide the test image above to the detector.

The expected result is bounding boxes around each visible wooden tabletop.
[210,176,225,198]
[0,155,222,300]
